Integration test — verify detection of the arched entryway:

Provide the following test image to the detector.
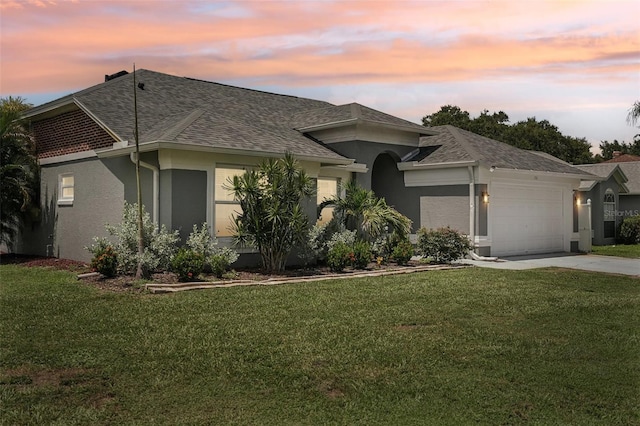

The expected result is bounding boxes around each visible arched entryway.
[371,152,406,213]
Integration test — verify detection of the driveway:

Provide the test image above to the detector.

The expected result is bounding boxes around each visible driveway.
[460,253,639,277]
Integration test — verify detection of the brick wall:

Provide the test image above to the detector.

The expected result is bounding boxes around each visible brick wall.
[33,109,115,159]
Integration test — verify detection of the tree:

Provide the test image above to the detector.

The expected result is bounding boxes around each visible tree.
[627,101,640,127]
[0,96,38,247]
[422,105,472,129]
[599,139,640,160]
[229,153,315,273]
[319,180,411,242]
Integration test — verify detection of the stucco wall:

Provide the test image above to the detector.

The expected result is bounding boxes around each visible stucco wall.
[582,176,624,246]
[330,140,416,190]
[19,157,126,261]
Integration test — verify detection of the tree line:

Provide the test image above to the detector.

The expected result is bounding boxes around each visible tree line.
[422,105,640,164]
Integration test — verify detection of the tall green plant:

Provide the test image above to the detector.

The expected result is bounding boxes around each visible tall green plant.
[228,153,315,273]
[319,180,411,241]
[0,97,39,247]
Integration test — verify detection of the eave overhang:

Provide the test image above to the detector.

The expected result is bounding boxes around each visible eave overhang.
[96,140,356,167]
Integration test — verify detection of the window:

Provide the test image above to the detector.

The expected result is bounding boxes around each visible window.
[317,177,338,225]
[603,189,616,239]
[58,173,74,205]
[214,166,247,237]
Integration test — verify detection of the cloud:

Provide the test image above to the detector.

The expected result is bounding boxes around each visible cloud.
[1,0,638,144]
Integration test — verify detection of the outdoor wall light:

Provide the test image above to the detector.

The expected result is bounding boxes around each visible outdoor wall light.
[482,191,490,204]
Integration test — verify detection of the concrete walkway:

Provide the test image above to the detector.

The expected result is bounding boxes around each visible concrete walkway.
[460,253,639,277]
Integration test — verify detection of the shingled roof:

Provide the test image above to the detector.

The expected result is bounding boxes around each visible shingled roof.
[26,70,352,162]
[411,125,590,176]
[291,103,434,134]
[573,163,629,192]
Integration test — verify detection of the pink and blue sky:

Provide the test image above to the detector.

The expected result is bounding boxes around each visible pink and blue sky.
[1,0,639,152]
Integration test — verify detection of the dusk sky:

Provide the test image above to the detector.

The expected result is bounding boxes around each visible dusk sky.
[1,0,639,153]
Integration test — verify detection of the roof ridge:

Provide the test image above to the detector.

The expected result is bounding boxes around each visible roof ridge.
[446,125,483,162]
[159,108,205,141]
[182,75,330,103]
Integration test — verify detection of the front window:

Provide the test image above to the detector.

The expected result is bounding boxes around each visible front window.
[317,177,338,224]
[58,173,74,205]
[214,166,247,237]
[603,190,616,239]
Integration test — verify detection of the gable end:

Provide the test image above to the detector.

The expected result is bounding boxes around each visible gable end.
[33,109,115,159]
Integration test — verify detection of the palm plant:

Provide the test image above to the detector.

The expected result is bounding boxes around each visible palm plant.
[319,180,411,241]
[0,97,38,247]
[229,153,315,273]
[627,101,640,127]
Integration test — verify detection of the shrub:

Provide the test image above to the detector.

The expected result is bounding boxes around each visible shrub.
[171,248,205,282]
[87,237,118,277]
[102,202,180,277]
[392,240,414,265]
[327,241,353,272]
[619,215,640,244]
[186,224,238,276]
[229,153,315,273]
[352,239,372,269]
[417,226,472,264]
[209,248,239,278]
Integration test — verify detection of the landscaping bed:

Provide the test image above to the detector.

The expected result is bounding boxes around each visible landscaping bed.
[1,253,450,293]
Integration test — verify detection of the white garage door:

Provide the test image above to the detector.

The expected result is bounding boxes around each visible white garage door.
[491,183,564,256]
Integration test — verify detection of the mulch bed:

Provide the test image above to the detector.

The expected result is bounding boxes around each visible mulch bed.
[1,253,432,293]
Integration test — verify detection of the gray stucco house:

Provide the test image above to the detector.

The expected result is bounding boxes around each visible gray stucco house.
[574,163,629,245]
[17,69,594,262]
[575,154,640,245]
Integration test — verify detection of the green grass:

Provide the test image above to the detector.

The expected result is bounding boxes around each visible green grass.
[1,265,639,425]
[591,244,640,258]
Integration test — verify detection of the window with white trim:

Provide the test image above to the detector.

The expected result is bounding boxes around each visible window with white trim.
[58,173,74,205]
[214,166,247,237]
[603,189,616,238]
[317,177,338,225]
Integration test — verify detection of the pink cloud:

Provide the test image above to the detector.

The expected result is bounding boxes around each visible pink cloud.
[1,0,638,95]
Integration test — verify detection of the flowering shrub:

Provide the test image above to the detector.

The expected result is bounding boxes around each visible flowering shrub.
[86,237,118,277]
[103,202,179,276]
[619,215,640,244]
[186,223,238,277]
[327,241,353,272]
[392,240,414,265]
[417,226,472,264]
[171,248,205,282]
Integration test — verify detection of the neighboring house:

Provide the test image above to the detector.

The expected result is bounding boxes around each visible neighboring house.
[573,163,629,245]
[603,153,640,217]
[17,69,594,262]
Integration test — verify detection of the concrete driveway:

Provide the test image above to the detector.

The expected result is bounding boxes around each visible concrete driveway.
[460,253,639,277]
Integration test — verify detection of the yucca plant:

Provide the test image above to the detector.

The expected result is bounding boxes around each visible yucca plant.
[228,152,315,273]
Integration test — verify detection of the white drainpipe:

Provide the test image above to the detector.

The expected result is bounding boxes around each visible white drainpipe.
[130,152,159,224]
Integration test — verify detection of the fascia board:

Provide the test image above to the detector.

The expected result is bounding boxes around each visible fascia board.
[96,141,355,166]
[397,160,477,171]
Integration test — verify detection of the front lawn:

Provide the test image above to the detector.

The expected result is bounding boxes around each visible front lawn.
[591,244,640,259]
[1,265,638,425]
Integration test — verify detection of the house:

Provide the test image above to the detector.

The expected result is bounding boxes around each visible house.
[573,152,640,245]
[17,69,595,262]
[603,153,640,217]
[573,163,629,245]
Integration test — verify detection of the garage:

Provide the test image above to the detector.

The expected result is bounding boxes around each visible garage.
[490,182,565,256]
